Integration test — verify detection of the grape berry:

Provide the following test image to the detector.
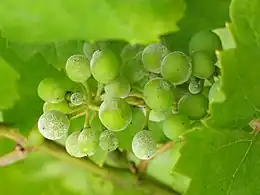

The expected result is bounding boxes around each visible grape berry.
[37,32,222,159]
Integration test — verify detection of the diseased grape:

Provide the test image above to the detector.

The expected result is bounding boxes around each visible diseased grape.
[132,130,157,160]
[99,130,119,152]
[70,91,85,106]
[38,110,70,140]
[142,43,168,73]
[78,128,99,156]
[65,131,86,158]
[66,55,91,82]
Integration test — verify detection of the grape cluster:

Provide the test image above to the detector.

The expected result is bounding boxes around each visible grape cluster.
[37,30,222,160]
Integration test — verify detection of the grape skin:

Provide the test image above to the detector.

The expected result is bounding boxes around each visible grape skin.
[188,79,203,94]
[162,114,191,140]
[38,78,66,103]
[132,130,157,160]
[38,110,70,140]
[189,30,222,58]
[149,110,172,122]
[104,76,131,98]
[142,43,168,73]
[65,131,86,158]
[161,51,192,85]
[83,42,99,61]
[99,130,119,152]
[178,94,209,120]
[99,98,132,131]
[192,51,215,79]
[143,78,174,111]
[90,50,120,84]
[78,128,99,156]
[70,91,85,106]
[66,55,91,83]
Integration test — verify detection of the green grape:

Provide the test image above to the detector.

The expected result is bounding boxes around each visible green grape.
[38,110,70,140]
[189,30,222,58]
[99,130,119,152]
[161,51,192,85]
[121,53,147,84]
[188,78,203,94]
[143,78,174,111]
[78,128,99,156]
[65,131,86,158]
[43,101,73,114]
[70,91,85,106]
[208,79,225,102]
[132,130,157,160]
[116,107,146,151]
[120,44,144,61]
[192,51,215,79]
[99,98,132,131]
[131,75,149,92]
[142,43,168,73]
[178,94,209,120]
[66,55,91,82]
[104,76,130,98]
[90,50,120,84]
[38,77,66,103]
[83,42,99,60]
[162,114,191,140]
[149,109,172,122]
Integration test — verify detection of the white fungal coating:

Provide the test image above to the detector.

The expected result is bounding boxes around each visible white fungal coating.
[132,130,157,160]
[38,110,70,140]
[65,131,86,158]
[99,130,119,152]
[70,92,85,106]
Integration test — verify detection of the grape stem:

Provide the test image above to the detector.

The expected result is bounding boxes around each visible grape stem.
[94,83,104,102]
[0,124,179,195]
[82,81,92,103]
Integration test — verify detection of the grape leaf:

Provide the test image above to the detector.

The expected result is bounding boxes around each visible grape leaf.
[163,0,231,52]
[174,127,260,195]
[0,37,62,133]
[205,0,260,129]
[0,0,185,44]
[0,57,19,109]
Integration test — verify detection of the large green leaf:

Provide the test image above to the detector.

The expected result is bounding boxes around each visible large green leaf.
[0,57,19,109]
[163,0,230,52]
[0,0,185,44]
[174,127,260,195]
[205,0,260,129]
[0,37,62,132]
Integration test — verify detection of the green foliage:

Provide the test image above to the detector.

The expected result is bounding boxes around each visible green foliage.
[1,0,260,195]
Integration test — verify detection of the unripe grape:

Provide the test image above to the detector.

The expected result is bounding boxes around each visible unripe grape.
[78,128,99,156]
[161,51,192,85]
[70,91,85,106]
[38,78,66,103]
[144,78,174,111]
[104,76,130,98]
[132,130,157,160]
[65,131,86,158]
[90,50,120,84]
[99,130,119,152]
[142,43,168,73]
[66,55,91,83]
[99,98,132,131]
[38,110,70,140]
